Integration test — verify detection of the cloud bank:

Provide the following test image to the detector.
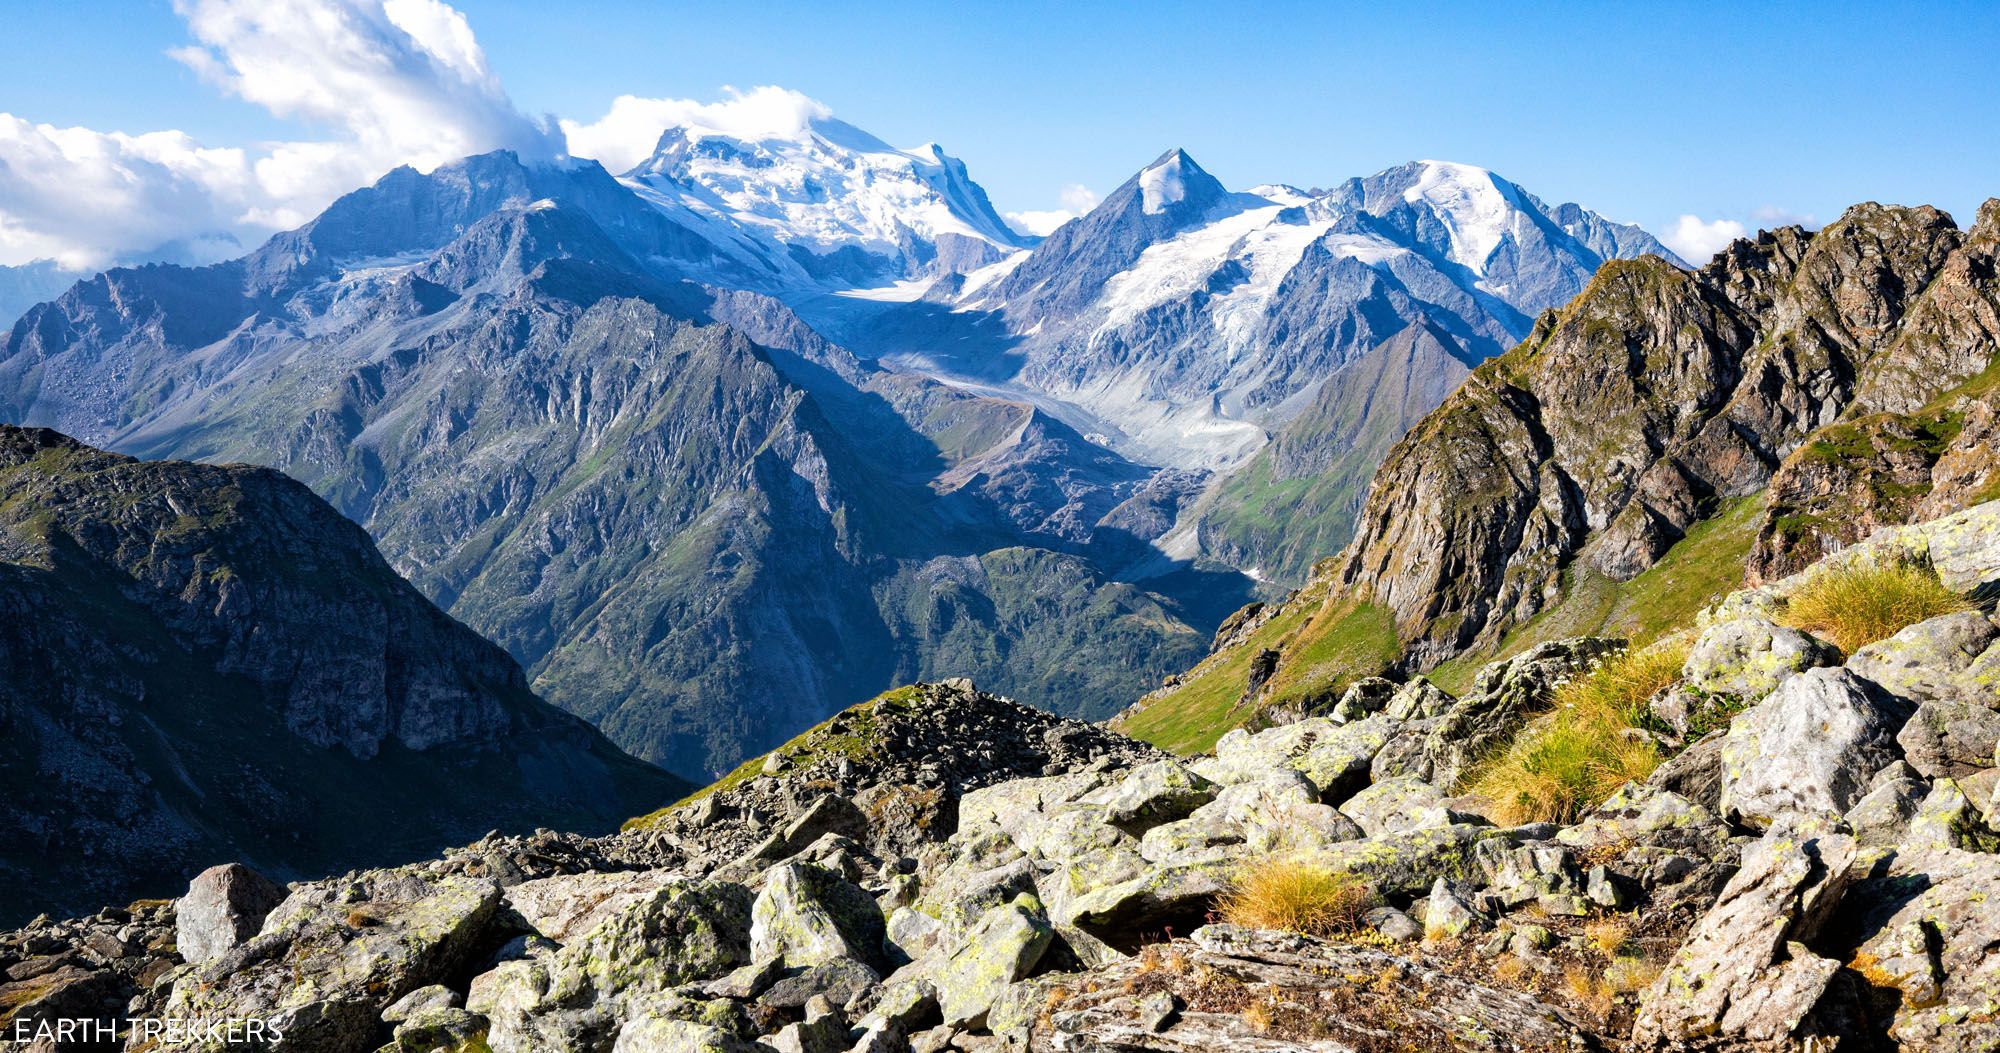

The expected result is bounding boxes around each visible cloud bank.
[1006,183,1100,237]
[560,86,835,175]
[0,0,558,269]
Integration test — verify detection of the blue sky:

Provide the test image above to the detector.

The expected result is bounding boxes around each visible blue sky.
[2,0,1996,266]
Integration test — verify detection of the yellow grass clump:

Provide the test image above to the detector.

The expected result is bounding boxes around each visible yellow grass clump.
[1216,856,1374,937]
[1470,642,1687,825]
[1779,558,1971,653]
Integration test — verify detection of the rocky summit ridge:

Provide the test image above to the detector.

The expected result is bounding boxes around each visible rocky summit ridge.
[6,495,2000,1051]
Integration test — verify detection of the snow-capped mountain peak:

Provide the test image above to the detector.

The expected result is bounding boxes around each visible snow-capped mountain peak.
[1139,150,1195,214]
[619,101,1028,289]
[1398,160,1523,273]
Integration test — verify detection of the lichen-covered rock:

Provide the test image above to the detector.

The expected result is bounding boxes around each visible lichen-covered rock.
[1848,608,2000,708]
[1206,715,1395,803]
[1082,760,1217,832]
[1897,698,2000,779]
[611,1018,760,1053]
[1843,777,1927,847]
[175,862,287,967]
[1556,783,1731,858]
[483,879,753,1053]
[1843,846,2000,1051]
[1720,667,1914,829]
[1337,775,1454,839]
[751,863,888,970]
[154,870,503,1052]
[1680,614,1839,703]
[1632,829,1860,1049]
[1312,823,1502,897]
[932,894,1054,1029]
[1421,878,1488,939]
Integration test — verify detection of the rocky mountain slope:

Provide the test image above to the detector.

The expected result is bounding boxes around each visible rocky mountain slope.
[10,500,2000,1052]
[1126,198,2000,742]
[0,426,682,926]
[0,152,1233,780]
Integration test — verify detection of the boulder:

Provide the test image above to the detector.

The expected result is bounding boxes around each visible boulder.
[752,863,889,970]
[483,880,754,1053]
[156,870,502,1052]
[1848,609,2000,708]
[611,1019,759,1053]
[1843,846,2000,1050]
[502,870,670,944]
[1632,829,1860,1048]
[932,894,1054,1029]
[1085,760,1216,831]
[760,957,879,1010]
[1681,614,1839,704]
[1337,775,1454,838]
[1896,699,2000,779]
[1719,667,1913,829]
[1844,777,1927,847]
[174,862,287,966]
[1330,677,1397,722]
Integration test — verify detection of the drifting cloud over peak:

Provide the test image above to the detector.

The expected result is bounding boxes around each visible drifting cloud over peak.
[560,86,839,175]
[0,0,560,270]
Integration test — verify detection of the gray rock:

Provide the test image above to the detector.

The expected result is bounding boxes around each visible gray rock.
[1720,667,1913,829]
[1843,846,2000,1049]
[388,1006,488,1052]
[1632,829,1859,1048]
[1681,614,1839,704]
[1086,760,1216,831]
[1644,730,1726,811]
[173,863,288,967]
[1847,609,2000,707]
[1338,775,1453,838]
[503,870,670,944]
[752,863,889,970]
[1897,699,2000,779]
[761,957,880,1010]
[1331,677,1397,722]
[1385,677,1455,721]
[1421,879,1488,939]
[1843,778,1928,847]
[1363,906,1421,942]
[157,870,503,1053]
[701,957,786,1000]
[767,996,850,1053]
[932,894,1054,1028]
[612,1018,759,1053]
[381,983,460,1023]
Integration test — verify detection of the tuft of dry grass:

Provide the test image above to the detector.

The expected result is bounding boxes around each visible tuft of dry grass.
[1583,915,1632,957]
[1469,642,1686,825]
[1216,856,1374,938]
[1780,558,1971,653]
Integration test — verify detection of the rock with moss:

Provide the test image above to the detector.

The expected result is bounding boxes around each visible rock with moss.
[1720,667,1914,829]
[1632,828,1861,1049]
[931,894,1054,1029]
[751,863,888,970]
[482,879,753,1053]
[153,869,502,1052]
[1848,609,2000,710]
[1083,760,1217,831]
[1681,614,1840,704]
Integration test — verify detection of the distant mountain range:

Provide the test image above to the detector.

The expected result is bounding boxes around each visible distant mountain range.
[0,104,1679,779]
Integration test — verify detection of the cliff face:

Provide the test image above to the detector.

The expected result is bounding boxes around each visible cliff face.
[1340,200,1999,668]
[0,426,683,924]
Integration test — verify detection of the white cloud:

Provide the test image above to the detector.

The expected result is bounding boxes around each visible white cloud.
[560,86,833,175]
[1661,214,1749,264]
[1005,183,1099,237]
[0,0,559,269]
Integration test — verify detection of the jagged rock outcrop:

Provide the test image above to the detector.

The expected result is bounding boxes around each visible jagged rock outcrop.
[0,426,682,925]
[1339,200,1999,669]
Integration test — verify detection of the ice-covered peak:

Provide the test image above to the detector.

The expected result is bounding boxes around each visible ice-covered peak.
[1138,150,1196,215]
[1397,160,1524,273]
[617,93,1028,289]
